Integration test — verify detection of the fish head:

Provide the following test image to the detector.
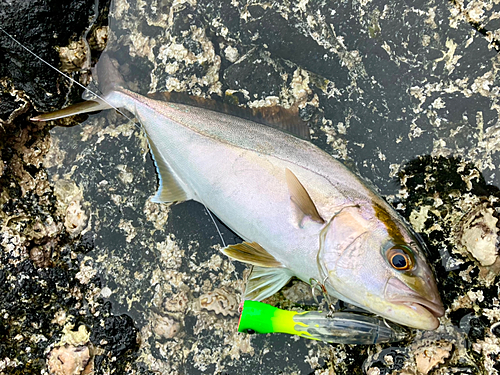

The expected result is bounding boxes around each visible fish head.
[317,205,444,330]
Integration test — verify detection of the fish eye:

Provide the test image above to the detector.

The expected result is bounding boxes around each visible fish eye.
[387,246,414,271]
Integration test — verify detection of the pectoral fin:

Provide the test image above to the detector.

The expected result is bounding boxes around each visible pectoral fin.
[244,266,294,301]
[146,131,190,203]
[285,168,325,224]
[221,242,283,268]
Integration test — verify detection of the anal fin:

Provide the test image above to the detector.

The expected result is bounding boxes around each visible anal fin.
[244,266,294,301]
[221,241,283,268]
[146,132,189,203]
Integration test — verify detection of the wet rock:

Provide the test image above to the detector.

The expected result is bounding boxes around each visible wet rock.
[0,0,98,113]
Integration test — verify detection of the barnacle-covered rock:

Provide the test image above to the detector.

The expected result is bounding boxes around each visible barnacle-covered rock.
[54,179,88,237]
[0,1,143,374]
[457,202,499,267]
[151,312,182,339]
[414,340,453,374]
[397,156,500,373]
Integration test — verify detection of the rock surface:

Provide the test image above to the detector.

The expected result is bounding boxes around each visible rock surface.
[1,0,500,374]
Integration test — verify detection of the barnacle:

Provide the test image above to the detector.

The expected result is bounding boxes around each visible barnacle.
[457,202,499,267]
[414,341,453,374]
[162,291,190,313]
[151,312,182,339]
[53,179,88,237]
[199,288,238,316]
[64,200,87,237]
[29,245,51,268]
[47,345,93,375]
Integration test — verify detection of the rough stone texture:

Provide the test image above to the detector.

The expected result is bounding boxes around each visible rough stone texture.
[1,0,500,374]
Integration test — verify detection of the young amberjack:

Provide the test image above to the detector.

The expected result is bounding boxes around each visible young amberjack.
[32,53,444,330]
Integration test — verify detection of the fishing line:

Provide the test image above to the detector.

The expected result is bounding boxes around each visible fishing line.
[204,206,227,248]
[0,26,134,123]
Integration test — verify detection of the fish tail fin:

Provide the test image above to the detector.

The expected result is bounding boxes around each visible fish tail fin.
[30,53,127,122]
[93,53,127,96]
[0,26,127,122]
[30,100,111,121]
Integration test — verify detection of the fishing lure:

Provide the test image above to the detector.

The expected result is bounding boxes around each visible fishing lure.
[238,300,407,345]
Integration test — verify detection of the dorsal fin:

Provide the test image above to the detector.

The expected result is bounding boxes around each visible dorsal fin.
[94,53,127,94]
[221,241,283,268]
[285,168,325,224]
[147,92,310,140]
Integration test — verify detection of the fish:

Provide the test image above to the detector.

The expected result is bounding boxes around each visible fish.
[28,51,444,331]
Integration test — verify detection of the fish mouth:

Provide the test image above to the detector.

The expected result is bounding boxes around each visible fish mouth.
[385,277,444,329]
[391,295,445,318]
